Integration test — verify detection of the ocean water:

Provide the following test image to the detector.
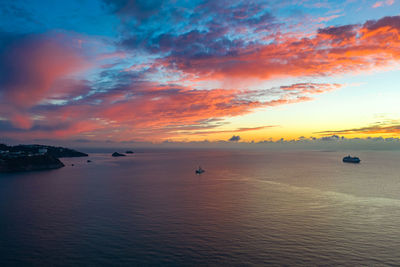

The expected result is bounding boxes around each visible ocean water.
[1,149,400,266]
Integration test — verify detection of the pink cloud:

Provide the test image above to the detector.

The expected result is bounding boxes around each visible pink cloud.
[386,0,395,5]
[161,16,400,80]
[1,34,88,108]
[10,113,33,130]
[314,14,341,23]
[0,82,340,141]
[2,15,399,142]
[0,33,90,129]
[373,1,384,8]
[372,0,395,8]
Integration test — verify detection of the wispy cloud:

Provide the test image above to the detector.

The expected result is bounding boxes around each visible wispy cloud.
[1,0,399,142]
[0,80,340,141]
[178,125,277,136]
[372,0,395,8]
[316,121,400,135]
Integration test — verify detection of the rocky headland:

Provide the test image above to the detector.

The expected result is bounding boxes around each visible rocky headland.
[112,152,126,157]
[0,144,88,173]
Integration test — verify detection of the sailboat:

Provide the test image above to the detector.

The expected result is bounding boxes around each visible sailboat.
[195,166,205,174]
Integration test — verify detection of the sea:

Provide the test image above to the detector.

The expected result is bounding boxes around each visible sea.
[1,148,400,266]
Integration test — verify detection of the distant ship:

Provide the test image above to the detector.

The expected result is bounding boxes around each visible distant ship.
[195,166,205,174]
[343,155,360,163]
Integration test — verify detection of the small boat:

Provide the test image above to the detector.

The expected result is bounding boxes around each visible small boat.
[195,166,205,174]
[343,155,360,163]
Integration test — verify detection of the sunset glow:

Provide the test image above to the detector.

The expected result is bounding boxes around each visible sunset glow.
[1,0,400,144]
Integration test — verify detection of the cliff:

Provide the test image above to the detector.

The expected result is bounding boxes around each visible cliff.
[0,144,88,173]
[0,154,65,173]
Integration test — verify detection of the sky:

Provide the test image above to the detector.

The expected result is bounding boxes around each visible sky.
[0,0,400,145]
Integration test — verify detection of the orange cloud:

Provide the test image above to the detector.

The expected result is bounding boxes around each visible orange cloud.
[162,16,400,80]
[0,81,340,141]
[3,16,398,142]
[316,122,400,136]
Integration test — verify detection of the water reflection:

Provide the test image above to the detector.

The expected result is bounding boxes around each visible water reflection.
[1,149,400,265]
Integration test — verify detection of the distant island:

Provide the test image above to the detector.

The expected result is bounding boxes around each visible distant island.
[112,152,126,157]
[0,144,88,173]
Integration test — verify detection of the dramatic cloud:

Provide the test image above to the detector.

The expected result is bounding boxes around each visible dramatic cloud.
[0,32,89,129]
[0,81,340,141]
[160,16,400,80]
[118,0,278,56]
[0,33,88,108]
[1,0,400,143]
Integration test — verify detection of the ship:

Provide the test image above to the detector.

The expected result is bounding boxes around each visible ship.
[195,166,205,174]
[342,155,360,163]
